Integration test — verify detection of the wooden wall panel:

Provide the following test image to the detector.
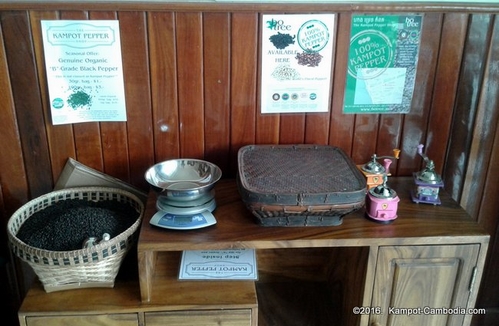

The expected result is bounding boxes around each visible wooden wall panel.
[426,13,468,174]
[444,14,494,202]
[377,114,403,174]
[1,11,53,198]
[203,12,231,174]
[119,11,154,188]
[461,19,499,317]
[351,114,380,167]
[176,12,205,159]
[397,13,441,176]
[279,114,306,144]
[460,17,499,219]
[148,11,179,163]
[304,113,330,145]
[230,13,258,176]
[0,18,28,241]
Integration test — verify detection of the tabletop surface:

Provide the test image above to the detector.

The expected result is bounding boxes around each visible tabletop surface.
[138,177,489,251]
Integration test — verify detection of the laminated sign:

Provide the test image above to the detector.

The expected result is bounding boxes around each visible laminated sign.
[261,14,335,114]
[41,20,127,125]
[343,14,423,114]
[179,249,258,280]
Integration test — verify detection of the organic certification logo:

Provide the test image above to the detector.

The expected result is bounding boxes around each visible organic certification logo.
[51,98,64,109]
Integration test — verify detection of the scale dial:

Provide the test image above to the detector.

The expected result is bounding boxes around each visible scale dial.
[151,191,217,230]
[150,210,216,230]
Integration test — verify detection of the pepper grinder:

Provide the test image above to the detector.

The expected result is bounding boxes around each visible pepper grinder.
[358,149,400,189]
[366,174,400,223]
[411,144,444,205]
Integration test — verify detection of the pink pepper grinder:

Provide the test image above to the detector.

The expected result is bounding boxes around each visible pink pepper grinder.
[366,174,400,223]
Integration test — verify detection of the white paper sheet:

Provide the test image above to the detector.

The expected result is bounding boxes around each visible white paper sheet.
[41,20,127,125]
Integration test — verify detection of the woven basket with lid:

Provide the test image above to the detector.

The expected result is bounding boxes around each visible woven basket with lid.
[237,145,367,226]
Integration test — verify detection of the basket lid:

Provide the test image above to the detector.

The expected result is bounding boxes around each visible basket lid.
[238,145,366,197]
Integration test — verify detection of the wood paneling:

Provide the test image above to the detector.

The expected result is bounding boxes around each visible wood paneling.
[0,14,28,251]
[148,11,179,162]
[230,13,258,175]
[398,13,441,176]
[460,17,499,219]
[0,3,498,324]
[426,13,468,173]
[119,11,155,189]
[176,12,204,159]
[444,14,494,202]
[467,16,499,316]
[203,12,231,173]
[1,11,53,199]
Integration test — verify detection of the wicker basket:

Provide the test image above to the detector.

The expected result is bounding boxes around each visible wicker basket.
[7,187,144,292]
[238,145,367,226]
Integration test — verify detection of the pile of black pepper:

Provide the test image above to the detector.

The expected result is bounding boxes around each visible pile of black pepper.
[16,199,139,251]
[67,87,92,109]
[269,32,295,49]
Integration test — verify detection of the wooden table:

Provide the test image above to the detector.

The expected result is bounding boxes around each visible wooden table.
[18,177,489,326]
[137,177,489,326]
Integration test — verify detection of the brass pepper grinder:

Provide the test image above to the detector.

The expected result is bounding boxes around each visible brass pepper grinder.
[358,149,400,189]
[411,144,444,205]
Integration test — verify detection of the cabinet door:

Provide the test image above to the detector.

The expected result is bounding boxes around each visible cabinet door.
[370,245,479,326]
[145,309,253,326]
[25,313,138,326]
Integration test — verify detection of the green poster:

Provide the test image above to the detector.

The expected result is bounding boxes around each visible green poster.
[343,14,423,114]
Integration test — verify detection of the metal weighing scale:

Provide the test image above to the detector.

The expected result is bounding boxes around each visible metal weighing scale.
[145,159,222,230]
[150,190,217,230]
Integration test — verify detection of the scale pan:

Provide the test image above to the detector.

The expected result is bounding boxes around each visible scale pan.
[145,159,222,201]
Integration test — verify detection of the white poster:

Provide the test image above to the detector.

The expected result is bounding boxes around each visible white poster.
[261,14,335,114]
[41,20,126,125]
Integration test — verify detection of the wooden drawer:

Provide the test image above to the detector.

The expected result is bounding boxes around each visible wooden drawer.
[24,313,139,326]
[145,309,253,326]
